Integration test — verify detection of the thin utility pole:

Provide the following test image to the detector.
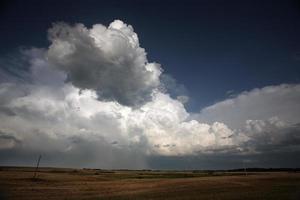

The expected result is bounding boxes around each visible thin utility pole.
[33,155,42,179]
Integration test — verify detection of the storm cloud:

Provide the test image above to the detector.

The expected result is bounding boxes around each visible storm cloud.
[47,20,162,106]
[0,20,300,169]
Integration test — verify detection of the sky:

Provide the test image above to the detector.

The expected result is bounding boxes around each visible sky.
[0,0,300,169]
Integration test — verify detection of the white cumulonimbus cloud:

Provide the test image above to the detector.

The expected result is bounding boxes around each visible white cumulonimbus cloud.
[0,20,299,168]
[47,20,162,106]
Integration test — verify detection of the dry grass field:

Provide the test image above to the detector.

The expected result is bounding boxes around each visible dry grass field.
[0,167,299,200]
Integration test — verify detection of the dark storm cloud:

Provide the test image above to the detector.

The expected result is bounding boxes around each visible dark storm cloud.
[47,21,162,107]
[0,19,300,169]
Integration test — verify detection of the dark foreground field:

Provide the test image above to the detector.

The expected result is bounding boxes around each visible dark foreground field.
[0,167,299,200]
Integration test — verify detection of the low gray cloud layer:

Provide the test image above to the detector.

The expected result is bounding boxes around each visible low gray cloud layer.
[0,20,299,169]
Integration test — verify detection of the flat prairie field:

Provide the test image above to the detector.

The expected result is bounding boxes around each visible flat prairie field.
[0,167,299,200]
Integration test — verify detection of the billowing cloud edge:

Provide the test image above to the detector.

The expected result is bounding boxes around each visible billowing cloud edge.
[0,20,299,168]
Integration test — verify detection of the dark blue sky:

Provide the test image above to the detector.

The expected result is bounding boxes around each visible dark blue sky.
[1,0,300,111]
